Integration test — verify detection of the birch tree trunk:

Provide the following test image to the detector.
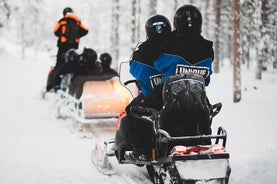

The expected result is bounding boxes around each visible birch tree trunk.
[111,0,120,67]
[131,0,136,47]
[149,0,157,16]
[174,0,178,12]
[214,0,222,73]
[233,0,241,102]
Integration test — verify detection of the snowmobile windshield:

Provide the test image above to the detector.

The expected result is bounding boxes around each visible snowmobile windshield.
[118,61,139,98]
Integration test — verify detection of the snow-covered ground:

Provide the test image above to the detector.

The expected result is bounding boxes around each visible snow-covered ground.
[0,41,277,183]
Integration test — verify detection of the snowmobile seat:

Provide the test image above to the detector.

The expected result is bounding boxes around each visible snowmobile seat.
[159,73,211,146]
[69,74,116,99]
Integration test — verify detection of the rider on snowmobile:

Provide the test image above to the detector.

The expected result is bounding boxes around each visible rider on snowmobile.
[99,52,118,76]
[155,4,214,138]
[116,5,214,162]
[47,7,88,92]
[115,14,173,161]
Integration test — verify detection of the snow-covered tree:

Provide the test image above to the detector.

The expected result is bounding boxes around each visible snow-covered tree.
[111,0,120,65]
[0,0,276,102]
[149,0,157,16]
[0,0,10,29]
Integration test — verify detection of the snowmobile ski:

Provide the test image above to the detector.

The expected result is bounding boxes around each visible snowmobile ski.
[91,141,117,176]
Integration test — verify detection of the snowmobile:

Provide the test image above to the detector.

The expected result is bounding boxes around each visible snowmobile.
[56,74,133,124]
[42,65,134,125]
[91,71,231,183]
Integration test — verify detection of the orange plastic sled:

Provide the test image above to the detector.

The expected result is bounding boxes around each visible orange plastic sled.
[81,77,133,118]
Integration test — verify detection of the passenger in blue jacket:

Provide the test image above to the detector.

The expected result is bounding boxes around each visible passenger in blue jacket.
[154,4,214,86]
[155,5,214,139]
[129,15,173,98]
[115,14,173,162]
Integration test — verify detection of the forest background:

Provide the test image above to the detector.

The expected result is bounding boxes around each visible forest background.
[0,0,277,101]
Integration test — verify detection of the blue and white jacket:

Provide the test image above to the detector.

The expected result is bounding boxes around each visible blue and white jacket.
[130,32,213,97]
[129,38,166,97]
[154,33,214,86]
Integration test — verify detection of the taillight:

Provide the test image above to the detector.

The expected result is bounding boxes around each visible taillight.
[48,68,54,75]
[189,146,209,152]
[115,111,126,131]
[210,145,225,153]
[171,146,190,155]
[171,145,225,156]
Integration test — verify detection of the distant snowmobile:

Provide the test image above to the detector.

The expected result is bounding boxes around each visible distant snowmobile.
[91,69,231,183]
[42,67,134,125]
[56,74,133,123]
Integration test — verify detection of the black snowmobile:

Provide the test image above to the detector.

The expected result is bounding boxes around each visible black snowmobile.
[92,69,231,183]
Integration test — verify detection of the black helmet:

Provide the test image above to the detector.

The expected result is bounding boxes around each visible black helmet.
[63,7,73,16]
[174,5,202,34]
[65,48,79,63]
[82,47,97,64]
[100,53,112,68]
[145,14,172,40]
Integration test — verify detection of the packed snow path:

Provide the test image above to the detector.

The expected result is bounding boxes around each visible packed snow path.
[0,47,151,184]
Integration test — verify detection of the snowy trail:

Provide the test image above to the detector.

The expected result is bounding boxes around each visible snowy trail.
[0,46,152,183]
[88,125,152,183]
[0,49,100,183]
[1,43,277,183]
[206,65,277,184]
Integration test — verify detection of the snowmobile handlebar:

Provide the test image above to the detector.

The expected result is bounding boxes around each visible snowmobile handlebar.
[129,106,159,129]
[157,126,227,147]
[124,79,141,90]
[210,103,222,118]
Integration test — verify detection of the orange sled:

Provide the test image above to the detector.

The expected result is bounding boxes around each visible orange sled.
[57,75,133,124]
[81,77,133,119]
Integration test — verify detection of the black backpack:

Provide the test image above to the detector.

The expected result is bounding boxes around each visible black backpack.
[160,73,211,138]
[64,18,80,44]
